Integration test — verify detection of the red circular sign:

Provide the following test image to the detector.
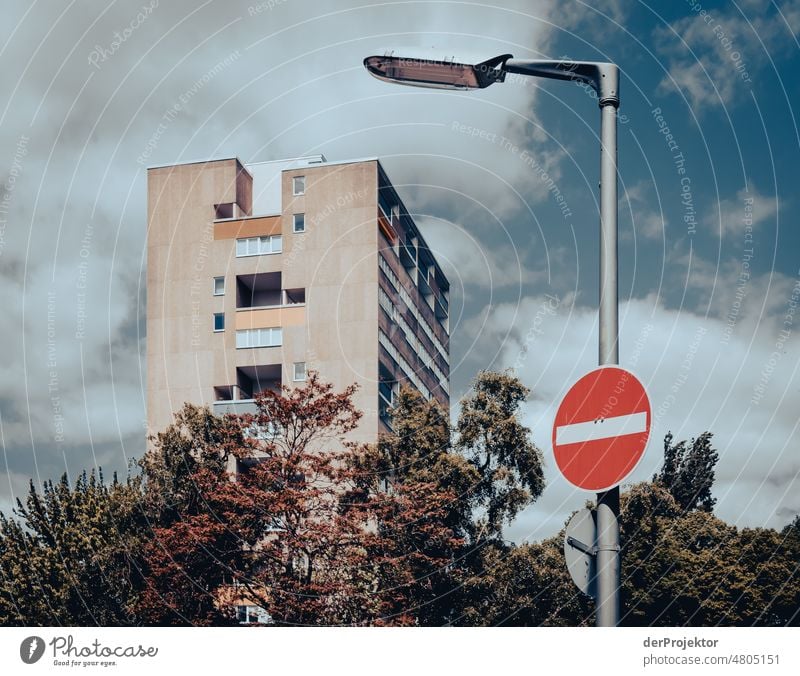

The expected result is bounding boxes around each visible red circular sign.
[552,366,651,491]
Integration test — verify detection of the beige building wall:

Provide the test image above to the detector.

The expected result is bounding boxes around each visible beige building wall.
[147,158,251,437]
[281,161,380,443]
[147,157,381,445]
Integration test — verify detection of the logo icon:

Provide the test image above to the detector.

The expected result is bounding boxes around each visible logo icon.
[20,636,45,664]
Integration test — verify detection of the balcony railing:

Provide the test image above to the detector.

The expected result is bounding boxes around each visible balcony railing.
[212,399,258,416]
[400,239,417,270]
[435,295,448,322]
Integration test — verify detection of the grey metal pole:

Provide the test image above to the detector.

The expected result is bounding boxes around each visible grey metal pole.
[598,103,619,366]
[595,97,620,627]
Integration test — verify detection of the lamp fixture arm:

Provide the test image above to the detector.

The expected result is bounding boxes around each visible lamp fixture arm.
[501,59,619,106]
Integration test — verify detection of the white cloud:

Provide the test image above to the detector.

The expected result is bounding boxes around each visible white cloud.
[654,2,800,110]
[417,214,546,292]
[706,183,778,238]
[453,274,800,541]
[620,179,666,240]
[0,1,564,469]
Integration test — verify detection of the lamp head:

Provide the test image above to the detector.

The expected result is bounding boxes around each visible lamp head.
[363,53,512,90]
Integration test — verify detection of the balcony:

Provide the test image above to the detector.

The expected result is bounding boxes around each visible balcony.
[377,206,398,245]
[213,365,281,413]
[379,380,395,407]
[379,363,398,428]
[212,399,258,416]
[237,272,281,308]
[235,272,305,333]
[434,294,448,322]
[400,236,417,271]
[214,214,281,241]
[418,268,433,303]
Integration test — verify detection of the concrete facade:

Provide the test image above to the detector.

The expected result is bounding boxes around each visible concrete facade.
[146,155,450,445]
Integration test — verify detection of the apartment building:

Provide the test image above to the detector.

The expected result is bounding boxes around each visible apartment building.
[146,155,450,445]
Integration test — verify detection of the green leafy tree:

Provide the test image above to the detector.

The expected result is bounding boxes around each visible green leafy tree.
[620,480,800,626]
[458,537,592,626]
[654,432,718,512]
[351,370,546,625]
[725,526,800,626]
[0,471,144,626]
[456,370,545,540]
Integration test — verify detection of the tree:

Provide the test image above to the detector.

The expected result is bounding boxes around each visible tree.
[135,403,250,625]
[654,431,718,513]
[137,373,389,626]
[619,481,800,626]
[456,537,593,626]
[0,471,143,626]
[456,370,545,540]
[351,386,478,625]
[725,526,800,626]
[349,370,546,626]
[138,401,243,524]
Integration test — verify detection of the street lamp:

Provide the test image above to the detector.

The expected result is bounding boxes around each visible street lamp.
[364,53,622,627]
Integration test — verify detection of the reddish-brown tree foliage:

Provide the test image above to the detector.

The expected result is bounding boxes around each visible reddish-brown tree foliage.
[135,371,548,626]
[138,374,393,625]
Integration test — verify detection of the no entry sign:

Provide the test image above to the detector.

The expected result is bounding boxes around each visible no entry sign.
[552,366,651,491]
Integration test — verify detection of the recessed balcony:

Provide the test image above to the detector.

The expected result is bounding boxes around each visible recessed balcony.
[213,365,281,415]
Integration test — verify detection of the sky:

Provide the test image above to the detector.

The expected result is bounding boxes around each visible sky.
[0,0,798,541]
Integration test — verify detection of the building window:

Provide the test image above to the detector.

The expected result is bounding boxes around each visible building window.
[243,422,277,441]
[213,313,225,332]
[292,175,305,195]
[293,362,306,381]
[236,605,272,625]
[213,276,225,295]
[235,327,282,349]
[293,213,305,233]
[235,235,282,257]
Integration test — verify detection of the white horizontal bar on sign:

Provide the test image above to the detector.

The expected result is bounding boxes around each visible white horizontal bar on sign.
[556,411,647,445]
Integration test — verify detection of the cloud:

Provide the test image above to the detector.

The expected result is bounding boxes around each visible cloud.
[454,271,800,540]
[654,2,800,110]
[620,179,666,241]
[705,183,778,238]
[0,1,573,506]
[559,0,630,32]
[417,214,544,292]
[1,1,798,550]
